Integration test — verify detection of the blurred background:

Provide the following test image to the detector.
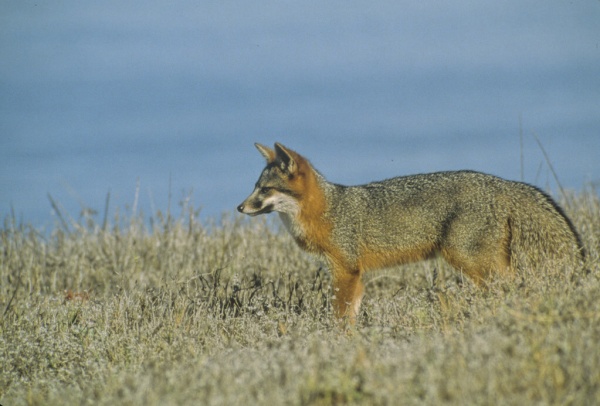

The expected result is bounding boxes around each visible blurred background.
[1,1,599,229]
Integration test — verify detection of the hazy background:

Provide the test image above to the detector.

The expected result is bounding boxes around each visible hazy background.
[2,1,599,229]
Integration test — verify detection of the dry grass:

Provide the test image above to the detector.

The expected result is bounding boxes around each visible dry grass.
[1,189,599,405]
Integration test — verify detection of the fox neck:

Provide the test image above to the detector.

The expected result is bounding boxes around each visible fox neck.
[279,164,333,254]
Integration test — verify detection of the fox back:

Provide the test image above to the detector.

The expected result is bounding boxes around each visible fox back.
[238,142,585,322]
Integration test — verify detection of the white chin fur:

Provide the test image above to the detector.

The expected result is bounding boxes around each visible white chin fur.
[267,194,302,238]
[263,193,300,216]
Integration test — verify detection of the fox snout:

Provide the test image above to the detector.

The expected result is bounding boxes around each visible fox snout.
[237,192,274,216]
[237,201,257,215]
[237,199,255,215]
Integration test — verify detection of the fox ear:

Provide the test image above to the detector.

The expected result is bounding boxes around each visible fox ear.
[254,143,276,163]
[274,142,297,175]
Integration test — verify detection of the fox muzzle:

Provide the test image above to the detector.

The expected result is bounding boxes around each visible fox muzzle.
[237,201,273,216]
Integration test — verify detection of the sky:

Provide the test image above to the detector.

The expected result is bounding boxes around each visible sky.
[1,1,599,228]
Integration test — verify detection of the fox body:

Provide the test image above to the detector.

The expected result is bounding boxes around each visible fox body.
[238,143,584,322]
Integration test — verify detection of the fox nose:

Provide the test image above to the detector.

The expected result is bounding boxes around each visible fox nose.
[237,204,245,213]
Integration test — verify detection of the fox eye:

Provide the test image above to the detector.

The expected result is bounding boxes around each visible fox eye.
[260,187,271,194]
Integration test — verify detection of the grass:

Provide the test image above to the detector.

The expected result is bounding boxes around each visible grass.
[1,189,600,405]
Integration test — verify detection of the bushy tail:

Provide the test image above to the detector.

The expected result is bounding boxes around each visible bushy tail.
[509,190,585,274]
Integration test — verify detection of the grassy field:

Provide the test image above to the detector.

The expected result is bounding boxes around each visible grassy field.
[1,189,599,405]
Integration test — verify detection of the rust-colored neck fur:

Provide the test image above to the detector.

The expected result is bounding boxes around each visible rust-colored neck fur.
[283,151,332,255]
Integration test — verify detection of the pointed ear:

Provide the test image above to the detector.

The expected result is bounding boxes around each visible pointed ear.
[254,143,276,163]
[274,142,297,175]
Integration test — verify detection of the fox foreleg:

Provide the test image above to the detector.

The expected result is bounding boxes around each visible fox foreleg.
[331,266,364,324]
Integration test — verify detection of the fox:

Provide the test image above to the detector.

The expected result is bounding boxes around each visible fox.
[237,142,585,323]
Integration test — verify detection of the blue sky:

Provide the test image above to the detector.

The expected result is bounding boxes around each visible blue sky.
[1,1,599,227]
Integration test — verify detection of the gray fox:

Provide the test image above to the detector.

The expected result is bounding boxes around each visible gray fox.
[238,143,585,323]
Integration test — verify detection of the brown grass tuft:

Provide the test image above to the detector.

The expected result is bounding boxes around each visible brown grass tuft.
[1,189,599,405]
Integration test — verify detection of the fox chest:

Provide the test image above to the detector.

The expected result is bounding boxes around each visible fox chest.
[279,213,308,247]
[278,212,328,254]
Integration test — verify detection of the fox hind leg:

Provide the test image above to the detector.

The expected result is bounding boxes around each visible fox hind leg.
[442,246,511,286]
[441,221,513,285]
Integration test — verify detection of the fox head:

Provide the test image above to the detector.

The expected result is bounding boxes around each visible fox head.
[237,143,304,217]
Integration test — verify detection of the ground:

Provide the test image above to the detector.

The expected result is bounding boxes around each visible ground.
[1,190,599,405]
